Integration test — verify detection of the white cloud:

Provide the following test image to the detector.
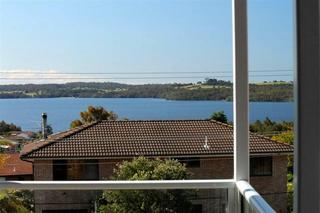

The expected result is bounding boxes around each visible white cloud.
[0,69,204,85]
[0,69,99,84]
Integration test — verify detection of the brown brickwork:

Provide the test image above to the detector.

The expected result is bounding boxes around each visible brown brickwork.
[250,156,288,213]
[33,160,99,213]
[189,157,233,179]
[33,155,288,213]
[34,160,52,180]
[99,159,119,180]
[187,156,287,212]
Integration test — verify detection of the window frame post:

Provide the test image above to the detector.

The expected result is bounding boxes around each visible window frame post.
[294,0,320,212]
[232,0,249,212]
[232,0,249,183]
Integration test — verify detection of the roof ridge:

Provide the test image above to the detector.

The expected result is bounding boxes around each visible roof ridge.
[208,120,293,148]
[250,131,294,149]
[100,119,211,122]
[208,119,234,128]
[50,121,99,139]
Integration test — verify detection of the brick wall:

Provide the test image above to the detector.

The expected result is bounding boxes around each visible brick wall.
[187,156,288,213]
[188,157,233,179]
[99,159,119,180]
[250,156,288,213]
[34,160,52,180]
[33,160,98,213]
[33,156,288,213]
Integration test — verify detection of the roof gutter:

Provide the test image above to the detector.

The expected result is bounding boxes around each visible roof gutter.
[21,152,293,161]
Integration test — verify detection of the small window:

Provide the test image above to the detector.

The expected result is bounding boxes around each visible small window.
[250,157,273,177]
[52,160,68,180]
[82,160,99,180]
[53,160,99,180]
[178,157,200,168]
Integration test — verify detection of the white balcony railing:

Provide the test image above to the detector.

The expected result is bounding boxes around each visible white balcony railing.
[0,179,275,213]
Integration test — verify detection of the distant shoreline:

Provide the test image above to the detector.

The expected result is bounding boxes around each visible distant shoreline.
[0,97,294,103]
[0,81,293,102]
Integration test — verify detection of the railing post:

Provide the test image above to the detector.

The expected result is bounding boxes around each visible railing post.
[227,187,235,213]
[232,0,249,212]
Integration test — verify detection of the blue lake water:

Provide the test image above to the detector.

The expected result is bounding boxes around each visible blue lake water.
[0,98,294,132]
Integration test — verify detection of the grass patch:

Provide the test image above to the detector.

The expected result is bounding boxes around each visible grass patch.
[0,140,12,146]
[181,84,230,90]
[254,82,291,86]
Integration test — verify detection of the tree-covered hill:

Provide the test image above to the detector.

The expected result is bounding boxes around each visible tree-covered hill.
[0,79,293,102]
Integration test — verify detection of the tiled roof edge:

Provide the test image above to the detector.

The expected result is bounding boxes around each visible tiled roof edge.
[20,119,293,159]
[209,119,293,151]
[250,131,294,150]
[21,151,293,160]
[20,121,100,159]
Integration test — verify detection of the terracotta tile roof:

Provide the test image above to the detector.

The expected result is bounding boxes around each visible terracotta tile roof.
[20,120,293,159]
[0,153,33,176]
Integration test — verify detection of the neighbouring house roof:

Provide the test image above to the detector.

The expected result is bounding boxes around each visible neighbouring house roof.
[0,145,11,149]
[20,120,293,159]
[6,131,34,141]
[0,153,33,176]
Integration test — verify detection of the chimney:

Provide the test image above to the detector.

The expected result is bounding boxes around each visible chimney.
[42,113,48,139]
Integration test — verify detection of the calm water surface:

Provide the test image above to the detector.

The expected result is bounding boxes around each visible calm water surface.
[0,98,293,132]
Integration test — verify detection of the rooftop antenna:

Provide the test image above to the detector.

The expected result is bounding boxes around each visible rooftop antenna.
[203,136,210,150]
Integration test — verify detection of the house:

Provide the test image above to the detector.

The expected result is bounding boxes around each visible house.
[0,131,35,153]
[0,153,33,180]
[0,144,12,152]
[0,136,16,153]
[9,131,35,141]
[20,120,293,213]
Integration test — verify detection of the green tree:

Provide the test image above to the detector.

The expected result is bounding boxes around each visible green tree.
[70,106,118,128]
[35,124,53,139]
[272,131,294,145]
[98,157,192,213]
[272,131,294,212]
[210,111,228,123]
[0,121,21,135]
[0,190,34,213]
[250,117,293,135]
[272,131,294,173]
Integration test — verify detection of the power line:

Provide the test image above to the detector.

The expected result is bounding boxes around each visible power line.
[0,69,293,75]
[0,74,292,80]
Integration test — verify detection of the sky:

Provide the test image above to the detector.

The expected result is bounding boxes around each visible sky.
[0,0,294,84]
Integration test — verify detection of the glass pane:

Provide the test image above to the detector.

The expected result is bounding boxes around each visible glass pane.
[0,189,229,213]
[248,1,294,212]
[0,188,293,213]
[0,0,294,213]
